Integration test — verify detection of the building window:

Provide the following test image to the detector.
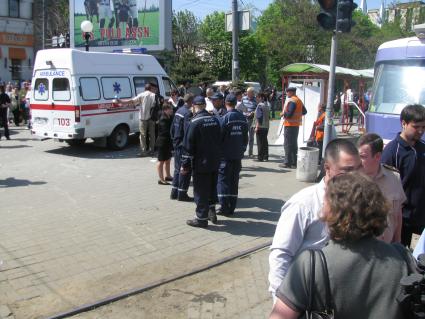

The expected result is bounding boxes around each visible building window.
[9,0,19,18]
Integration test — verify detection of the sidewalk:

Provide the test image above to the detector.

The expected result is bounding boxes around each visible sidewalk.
[0,121,309,319]
[72,248,272,319]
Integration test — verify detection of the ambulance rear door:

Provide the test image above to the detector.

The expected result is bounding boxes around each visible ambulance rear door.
[33,69,77,138]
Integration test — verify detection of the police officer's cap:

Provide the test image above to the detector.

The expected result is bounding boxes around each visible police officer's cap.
[286,87,297,93]
[225,93,237,106]
[193,96,206,105]
[211,92,224,100]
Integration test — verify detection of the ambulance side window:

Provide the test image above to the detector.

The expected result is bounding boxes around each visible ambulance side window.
[162,77,177,98]
[34,78,49,101]
[52,78,71,101]
[101,77,132,99]
[80,77,100,101]
[134,77,158,95]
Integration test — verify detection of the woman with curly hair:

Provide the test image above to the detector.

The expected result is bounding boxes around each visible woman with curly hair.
[270,173,414,319]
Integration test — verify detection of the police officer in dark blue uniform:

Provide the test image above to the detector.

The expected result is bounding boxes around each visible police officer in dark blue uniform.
[217,94,248,216]
[170,94,194,202]
[210,92,227,117]
[182,96,221,228]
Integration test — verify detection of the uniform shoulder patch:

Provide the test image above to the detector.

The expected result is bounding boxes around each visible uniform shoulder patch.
[383,164,399,173]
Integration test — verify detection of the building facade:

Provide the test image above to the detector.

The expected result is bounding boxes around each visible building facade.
[0,0,34,84]
[368,1,425,30]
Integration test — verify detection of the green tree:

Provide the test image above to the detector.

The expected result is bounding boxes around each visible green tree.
[337,11,382,69]
[170,10,213,85]
[199,11,267,84]
[172,10,200,58]
[199,11,232,81]
[170,51,214,85]
[257,0,330,87]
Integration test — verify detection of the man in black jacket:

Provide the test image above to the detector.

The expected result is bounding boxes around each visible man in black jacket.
[0,85,11,140]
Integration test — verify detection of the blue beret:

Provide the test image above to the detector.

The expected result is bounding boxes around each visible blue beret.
[211,92,224,100]
[193,95,206,105]
[225,93,237,105]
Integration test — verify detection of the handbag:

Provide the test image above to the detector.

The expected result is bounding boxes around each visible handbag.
[302,249,335,319]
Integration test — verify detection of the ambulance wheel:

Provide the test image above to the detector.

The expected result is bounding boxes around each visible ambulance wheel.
[65,139,86,147]
[107,125,129,150]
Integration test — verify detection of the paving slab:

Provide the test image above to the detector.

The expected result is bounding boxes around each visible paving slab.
[71,248,272,319]
[0,121,311,319]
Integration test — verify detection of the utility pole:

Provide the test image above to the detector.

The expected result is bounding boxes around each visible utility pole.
[231,0,239,82]
[323,32,338,156]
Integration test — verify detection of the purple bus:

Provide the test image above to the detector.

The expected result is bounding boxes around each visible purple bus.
[366,24,425,143]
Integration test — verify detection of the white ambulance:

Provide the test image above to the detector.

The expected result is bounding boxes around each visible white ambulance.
[30,48,176,150]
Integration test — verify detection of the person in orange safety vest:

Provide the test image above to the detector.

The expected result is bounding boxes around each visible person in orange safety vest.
[280,87,307,169]
[314,103,326,163]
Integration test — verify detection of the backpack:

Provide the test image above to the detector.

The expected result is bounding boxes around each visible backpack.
[150,94,163,122]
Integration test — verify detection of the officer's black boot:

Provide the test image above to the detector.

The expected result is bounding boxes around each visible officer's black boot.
[178,193,194,202]
[186,219,208,228]
[208,206,217,224]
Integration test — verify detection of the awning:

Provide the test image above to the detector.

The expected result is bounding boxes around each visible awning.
[280,63,374,79]
[9,47,27,60]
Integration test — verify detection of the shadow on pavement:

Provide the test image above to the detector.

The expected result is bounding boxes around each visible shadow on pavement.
[242,166,289,173]
[239,173,256,178]
[0,177,47,187]
[230,210,281,222]
[0,144,32,149]
[209,219,277,237]
[237,197,284,213]
[44,136,144,160]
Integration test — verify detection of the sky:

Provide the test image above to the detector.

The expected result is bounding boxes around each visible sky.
[172,0,387,19]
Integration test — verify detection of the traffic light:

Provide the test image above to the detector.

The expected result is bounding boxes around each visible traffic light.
[337,0,357,33]
[317,0,337,31]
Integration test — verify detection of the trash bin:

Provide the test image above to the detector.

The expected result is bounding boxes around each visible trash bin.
[296,147,320,182]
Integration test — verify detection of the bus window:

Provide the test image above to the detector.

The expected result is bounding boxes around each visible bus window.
[53,78,71,101]
[101,77,132,100]
[80,77,100,101]
[133,77,158,95]
[34,78,49,101]
[162,77,177,97]
[371,62,425,114]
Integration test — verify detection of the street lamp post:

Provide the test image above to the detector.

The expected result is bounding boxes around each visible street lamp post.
[80,20,93,52]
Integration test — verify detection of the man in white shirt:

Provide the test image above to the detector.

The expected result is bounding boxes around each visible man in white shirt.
[115,83,157,156]
[205,88,214,113]
[268,138,362,300]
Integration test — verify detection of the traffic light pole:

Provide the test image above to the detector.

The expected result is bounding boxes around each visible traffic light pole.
[323,31,338,156]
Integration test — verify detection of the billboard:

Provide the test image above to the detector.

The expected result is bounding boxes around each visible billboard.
[70,0,171,52]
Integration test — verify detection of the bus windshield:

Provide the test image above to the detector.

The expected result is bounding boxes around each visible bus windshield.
[370,61,425,114]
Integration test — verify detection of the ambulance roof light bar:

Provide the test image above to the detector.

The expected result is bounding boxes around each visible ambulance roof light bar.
[112,48,147,54]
